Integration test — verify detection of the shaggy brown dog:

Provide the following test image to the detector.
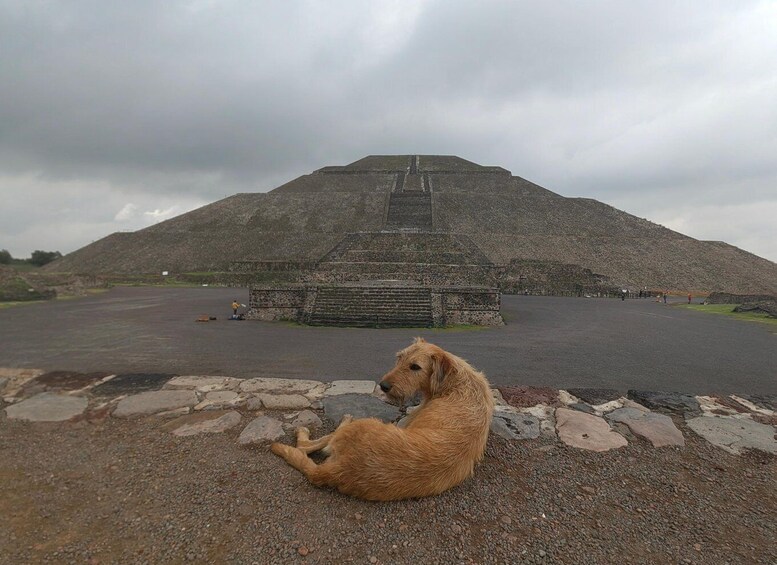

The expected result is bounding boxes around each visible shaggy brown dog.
[270,338,494,501]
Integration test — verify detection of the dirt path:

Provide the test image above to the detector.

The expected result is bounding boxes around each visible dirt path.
[1,413,774,565]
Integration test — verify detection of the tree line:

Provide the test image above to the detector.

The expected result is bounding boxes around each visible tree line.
[0,249,62,267]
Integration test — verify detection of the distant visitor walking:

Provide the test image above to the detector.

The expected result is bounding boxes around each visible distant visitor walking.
[232,300,239,316]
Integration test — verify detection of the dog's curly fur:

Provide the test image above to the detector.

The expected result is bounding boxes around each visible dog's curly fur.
[270,338,494,501]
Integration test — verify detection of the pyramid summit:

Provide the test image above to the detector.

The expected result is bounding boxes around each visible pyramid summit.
[50,154,777,295]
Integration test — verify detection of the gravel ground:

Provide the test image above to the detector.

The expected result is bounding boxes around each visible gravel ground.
[0,410,775,565]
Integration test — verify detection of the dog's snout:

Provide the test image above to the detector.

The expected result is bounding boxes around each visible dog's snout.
[379,381,392,392]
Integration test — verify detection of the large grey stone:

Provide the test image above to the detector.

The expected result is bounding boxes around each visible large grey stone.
[164,375,241,392]
[93,373,176,396]
[113,390,198,418]
[239,378,322,394]
[555,407,628,452]
[569,403,597,415]
[606,407,684,447]
[627,390,700,415]
[238,415,285,445]
[322,393,400,423]
[491,412,540,440]
[256,393,310,410]
[167,411,242,437]
[289,410,323,429]
[324,380,377,396]
[566,388,622,405]
[686,416,777,454]
[5,392,88,422]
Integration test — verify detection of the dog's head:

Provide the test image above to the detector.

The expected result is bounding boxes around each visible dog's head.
[378,338,455,404]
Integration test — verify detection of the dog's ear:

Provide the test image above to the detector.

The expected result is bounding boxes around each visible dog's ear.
[431,349,453,384]
[414,336,426,344]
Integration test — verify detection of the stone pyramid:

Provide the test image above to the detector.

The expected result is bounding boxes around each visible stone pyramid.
[49,155,777,294]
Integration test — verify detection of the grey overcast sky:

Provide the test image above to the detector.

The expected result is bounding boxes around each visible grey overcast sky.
[1,0,776,262]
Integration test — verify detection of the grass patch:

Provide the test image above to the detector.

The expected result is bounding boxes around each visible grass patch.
[5,261,42,272]
[677,303,777,329]
[0,300,45,309]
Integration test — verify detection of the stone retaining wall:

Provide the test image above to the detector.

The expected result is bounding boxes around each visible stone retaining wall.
[247,284,503,327]
[705,292,777,304]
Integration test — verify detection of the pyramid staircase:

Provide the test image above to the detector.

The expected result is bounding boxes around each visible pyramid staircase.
[308,286,433,327]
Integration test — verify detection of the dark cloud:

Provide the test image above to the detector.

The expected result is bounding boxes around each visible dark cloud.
[1,0,775,260]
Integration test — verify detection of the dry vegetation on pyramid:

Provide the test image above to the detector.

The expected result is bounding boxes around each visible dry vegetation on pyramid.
[47,155,777,294]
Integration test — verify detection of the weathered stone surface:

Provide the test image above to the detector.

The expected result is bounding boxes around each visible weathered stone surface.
[93,373,176,396]
[206,390,239,402]
[696,396,747,417]
[710,395,751,414]
[323,393,400,423]
[113,390,198,418]
[0,376,7,391]
[491,388,508,407]
[5,392,88,422]
[289,410,323,429]
[27,371,111,393]
[500,403,557,436]
[566,388,621,405]
[498,386,561,408]
[324,380,377,396]
[687,416,777,454]
[246,396,263,410]
[627,390,701,415]
[606,407,684,447]
[555,407,628,452]
[194,390,244,411]
[238,415,285,445]
[731,394,777,414]
[239,378,322,394]
[557,390,579,405]
[304,383,328,401]
[569,403,597,415]
[0,368,45,398]
[491,412,540,440]
[257,394,311,410]
[167,411,242,437]
[164,375,241,392]
[154,407,191,419]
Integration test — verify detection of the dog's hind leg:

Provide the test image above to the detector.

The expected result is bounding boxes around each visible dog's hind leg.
[295,413,352,455]
[270,443,330,486]
[295,427,333,454]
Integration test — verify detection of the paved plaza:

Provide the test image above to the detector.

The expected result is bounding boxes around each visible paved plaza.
[0,286,776,394]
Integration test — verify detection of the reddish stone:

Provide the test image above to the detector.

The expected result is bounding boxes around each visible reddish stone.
[711,395,751,414]
[497,386,561,408]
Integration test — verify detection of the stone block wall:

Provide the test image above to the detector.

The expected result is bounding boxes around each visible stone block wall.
[247,284,503,327]
[306,262,499,287]
[431,288,503,326]
[246,286,306,321]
